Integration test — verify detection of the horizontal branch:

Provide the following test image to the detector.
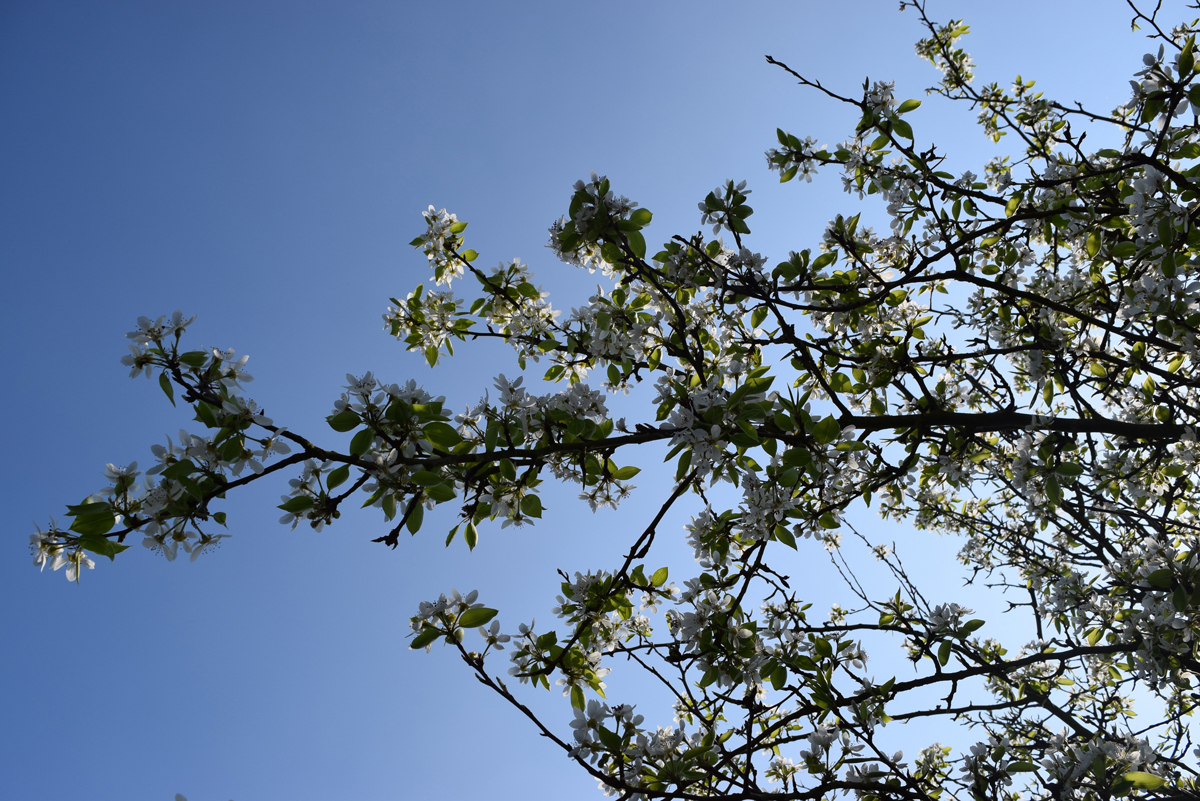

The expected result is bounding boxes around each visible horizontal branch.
[840,408,1184,440]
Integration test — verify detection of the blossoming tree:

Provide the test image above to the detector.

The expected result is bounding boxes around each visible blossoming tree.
[32,2,1200,798]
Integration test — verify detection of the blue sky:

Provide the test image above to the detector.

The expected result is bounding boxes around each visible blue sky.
[0,2,1162,799]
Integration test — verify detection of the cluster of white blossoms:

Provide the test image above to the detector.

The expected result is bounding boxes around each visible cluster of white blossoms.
[561,290,663,381]
[546,216,609,276]
[482,260,561,357]
[684,508,741,570]
[926,602,972,635]
[798,725,864,771]
[863,79,897,116]
[1037,731,1158,794]
[572,172,637,238]
[698,180,751,237]
[30,527,95,581]
[121,311,198,377]
[384,286,465,358]
[735,472,798,540]
[36,310,318,575]
[415,206,466,286]
[488,374,609,439]
[765,135,823,186]
[408,588,489,653]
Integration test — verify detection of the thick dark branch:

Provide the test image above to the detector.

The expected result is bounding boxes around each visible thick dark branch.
[838,409,1184,440]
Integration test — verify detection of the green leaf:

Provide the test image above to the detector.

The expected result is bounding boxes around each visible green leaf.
[828,373,854,394]
[385,400,414,424]
[1040,381,1055,407]
[464,520,479,550]
[68,511,116,537]
[179,350,208,368]
[66,501,110,516]
[1086,231,1101,258]
[1045,476,1062,506]
[811,252,837,270]
[159,373,175,406]
[891,118,913,140]
[327,410,361,432]
[77,535,129,561]
[607,364,621,386]
[405,501,424,534]
[349,428,374,456]
[382,493,397,520]
[1121,772,1165,790]
[1007,762,1037,773]
[520,495,544,519]
[410,626,440,650]
[1174,584,1189,612]
[958,619,986,637]
[612,466,640,481]
[410,470,444,487]
[326,465,350,490]
[458,607,498,629]
[773,524,797,549]
[423,422,461,450]
[897,98,922,114]
[160,459,197,482]
[937,640,952,666]
[650,567,669,587]
[628,208,652,227]
[571,685,586,710]
[1147,569,1173,589]
[1055,462,1085,477]
[194,401,218,428]
[626,230,647,259]
[278,496,314,513]
[813,416,841,445]
[218,437,243,464]
[426,483,457,503]
[1142,97,1162,124]
[600,242,624,264]
[1112,241,1137,258]
[460,249,478,262]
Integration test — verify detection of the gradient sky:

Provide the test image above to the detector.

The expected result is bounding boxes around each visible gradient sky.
[0,2,1164,799]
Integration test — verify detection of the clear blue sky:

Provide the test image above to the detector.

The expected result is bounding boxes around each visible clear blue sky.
[0,2,1157,799]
